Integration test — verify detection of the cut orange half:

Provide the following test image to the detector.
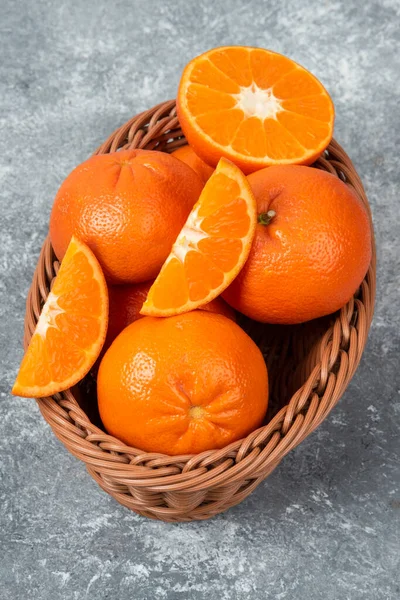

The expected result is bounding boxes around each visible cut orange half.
[12,236,108,398]
[177,46,335,174]
[140,157,257,316]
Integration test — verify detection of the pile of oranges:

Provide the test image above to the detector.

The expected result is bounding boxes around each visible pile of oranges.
[13,47,372,456]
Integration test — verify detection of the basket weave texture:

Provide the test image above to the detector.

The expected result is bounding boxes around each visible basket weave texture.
[23,100,376,521]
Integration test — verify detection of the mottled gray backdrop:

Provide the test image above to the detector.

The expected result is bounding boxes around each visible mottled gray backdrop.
[1,1,399,599]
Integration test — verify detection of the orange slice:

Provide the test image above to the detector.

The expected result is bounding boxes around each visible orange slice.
[177,46,335,174]
[12,236,108,398]
[140,157,256,316]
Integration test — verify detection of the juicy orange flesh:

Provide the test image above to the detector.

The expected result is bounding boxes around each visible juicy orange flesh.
[13,238,107,394]
[183,47,333,161]
[198,237,243,272]
[152,258,189,309]
[149,232,244,310]
[201,199,251,236]
[142,158,256,314]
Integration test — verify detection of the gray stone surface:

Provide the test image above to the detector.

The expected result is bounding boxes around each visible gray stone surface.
[1,0,399,598]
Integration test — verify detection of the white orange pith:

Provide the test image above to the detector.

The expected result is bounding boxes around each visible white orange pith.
[140,157,257,316]
[12,236,108,398]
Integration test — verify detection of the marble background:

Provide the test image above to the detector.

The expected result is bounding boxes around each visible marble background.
[1,0,399,598]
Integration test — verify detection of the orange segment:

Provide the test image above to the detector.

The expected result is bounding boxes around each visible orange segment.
[277,111,332,149]
[263,118,305,160]
[12,236,108,398]
[201,198,251,237]
[272,67,324,99]
[177,46,335,173]
[249,49,295,88]
[140,158,257,317]
[281,95,333,121]
[209,47,253,87]
[198,237,243,272]
[231,117,268,158]
[197,171,240,216]
[185,251,225,301]
[55,312,102,347]
[186,84,236,114]
[195,109,244,146]
[151,258,189,310]
[57,279,104,314]
[190,59,241,93]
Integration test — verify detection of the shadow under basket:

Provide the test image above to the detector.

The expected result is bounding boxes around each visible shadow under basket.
[23,100,376,522]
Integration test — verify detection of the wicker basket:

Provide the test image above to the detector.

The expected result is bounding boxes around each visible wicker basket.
[23,100,376,522]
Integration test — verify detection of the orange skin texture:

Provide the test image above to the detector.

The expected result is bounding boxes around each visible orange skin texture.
[171,145,214,184]
[105,282,152,352]
[223,165,372,324]
[50,149,204,284]
[97,312,268,455]
[105,281,236,352]
[198,296,236,321]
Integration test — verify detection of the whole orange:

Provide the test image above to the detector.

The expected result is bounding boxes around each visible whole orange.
[171,145,214,184]
[50,150,203,284]
[97,312,268,455]
[223,165,372,324]
[105,282,151,352]
[105,282,236,352]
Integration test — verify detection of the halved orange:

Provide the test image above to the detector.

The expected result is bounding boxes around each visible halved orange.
[177,46,335,174]
[140,157,256,316]
[12,236,108,398]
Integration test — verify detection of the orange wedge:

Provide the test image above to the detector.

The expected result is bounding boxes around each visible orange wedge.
[177,46,335,174]
[140,157,256,317]
[12,236,108,398]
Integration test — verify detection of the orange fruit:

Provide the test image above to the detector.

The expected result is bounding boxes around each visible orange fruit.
[140,157,257,317]
[105,282,152,353]
[223,165,372,324]
[49,149,203,284]
[12,236,108,398]
[197,296,236,321]
[97,311,268,455]
[177,46,334,174]
[171,145,214,183]
[105,282,236,352]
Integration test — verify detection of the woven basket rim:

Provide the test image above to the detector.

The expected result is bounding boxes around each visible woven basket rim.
[23,100,376,520]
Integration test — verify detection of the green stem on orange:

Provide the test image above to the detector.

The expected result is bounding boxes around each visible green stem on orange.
[258,210,276,226]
